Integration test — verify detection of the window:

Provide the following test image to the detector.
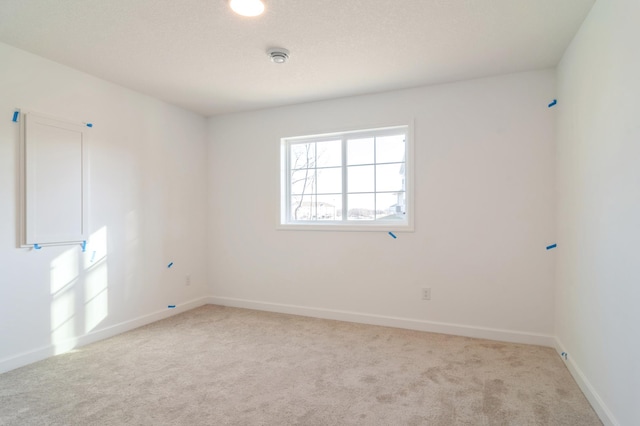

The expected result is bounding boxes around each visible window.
[280,125,412,230]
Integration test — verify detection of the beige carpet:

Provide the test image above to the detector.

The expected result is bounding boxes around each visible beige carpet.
[0,305,601,425]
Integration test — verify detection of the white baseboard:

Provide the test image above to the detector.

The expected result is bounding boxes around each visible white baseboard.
[207,296,555,347]
[554,338,619,426]
[0,296,209,374]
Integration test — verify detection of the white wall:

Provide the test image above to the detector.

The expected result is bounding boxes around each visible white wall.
[0,43,209,373]
[208,70,557,344]
[555,0,640,424]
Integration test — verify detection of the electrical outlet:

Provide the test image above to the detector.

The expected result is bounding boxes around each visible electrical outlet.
[185,274,191,286]
[421,287,431,300]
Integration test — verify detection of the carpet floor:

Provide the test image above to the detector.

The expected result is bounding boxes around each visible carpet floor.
[0,305,601,425]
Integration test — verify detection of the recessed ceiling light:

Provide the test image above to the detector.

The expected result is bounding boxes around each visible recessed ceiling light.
[267,48,290,64]
[229,0,265,17]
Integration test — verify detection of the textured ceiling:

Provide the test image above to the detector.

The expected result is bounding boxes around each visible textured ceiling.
[0,0,595,116]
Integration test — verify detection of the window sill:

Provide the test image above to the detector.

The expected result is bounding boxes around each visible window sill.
[277,222,414,232]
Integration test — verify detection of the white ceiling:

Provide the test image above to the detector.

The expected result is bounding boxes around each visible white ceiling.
[0,0,595,116]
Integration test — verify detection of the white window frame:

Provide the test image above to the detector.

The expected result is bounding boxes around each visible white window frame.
[279,123,414,232]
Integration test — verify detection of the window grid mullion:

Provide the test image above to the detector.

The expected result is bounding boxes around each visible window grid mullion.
[288,145,294,222]
[341,137,347,222]
[313,142,317,221]
[373,136,377,221]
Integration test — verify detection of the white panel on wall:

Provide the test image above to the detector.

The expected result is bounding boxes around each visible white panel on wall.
[20,112,89,246]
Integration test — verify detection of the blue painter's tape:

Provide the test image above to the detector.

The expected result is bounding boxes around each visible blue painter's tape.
[90,251,96,263]
[168,305,176,309]
[548,99,557,108]
[81,240,87,252]
[546,243,557,250]
[12,110,20,122]
[34,244,41,250]
[85,123,93,128]
[388,232,397,239]
[167,262,174,268]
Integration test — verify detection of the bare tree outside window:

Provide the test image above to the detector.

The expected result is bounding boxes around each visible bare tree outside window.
[291,143,315,220]
[290,142,341,220]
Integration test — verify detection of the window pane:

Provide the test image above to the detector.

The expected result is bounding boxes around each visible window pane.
[316,140,341,168]
[291,169,316,195]
[291,195,316,221]
[347,165,374,193]
[317,195,342,221]
[316,167,341,194]
[376,135,405,164]
[291,143,315,170]
[347,194,375,220]
[376,163,404,192]
[347,138,374,165]
[282,125,410,228]
[376,193,405,220]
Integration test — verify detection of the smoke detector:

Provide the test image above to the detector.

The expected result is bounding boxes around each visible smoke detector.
[267,48,290,64]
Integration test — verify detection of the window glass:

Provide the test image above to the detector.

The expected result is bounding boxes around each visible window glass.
[281,125,411,230]
[347,138,374,165]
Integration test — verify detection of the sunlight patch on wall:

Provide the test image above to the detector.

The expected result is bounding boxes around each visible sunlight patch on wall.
[50,247,79,354]
[84,226,108,267]
[49,226,110,355]
[84,261,108,333]
[50,246,78,294]
[83,226,109,333]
